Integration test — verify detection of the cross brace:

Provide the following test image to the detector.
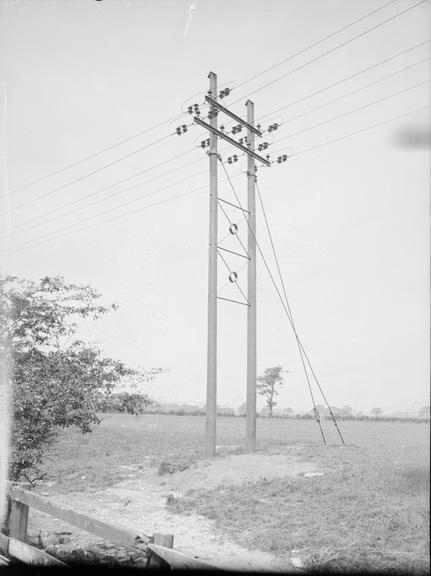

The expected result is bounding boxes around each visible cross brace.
[194,116,271,167]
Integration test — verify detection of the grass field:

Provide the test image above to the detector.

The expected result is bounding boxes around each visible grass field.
[41,414,430,572]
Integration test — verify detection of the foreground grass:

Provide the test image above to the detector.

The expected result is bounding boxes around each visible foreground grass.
[169,452,429,572]
[42,414,430,572]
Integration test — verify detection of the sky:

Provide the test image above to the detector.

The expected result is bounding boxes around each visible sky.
[0,0,429,415]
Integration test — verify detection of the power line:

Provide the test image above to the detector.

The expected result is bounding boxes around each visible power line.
[230,0,428,105]
[272,57,430,132]
[271,105,430,158]
[8,170,243,255]
[9,187,206,255]
[6,148,202,237]
[9,107,207,195]
[9,0,425,207]
[234,0,401,92]
[8,169,207,253]
[6,1,417,196]
[7,131,178,211]
[257,41,430,124]
[269,79,430,149]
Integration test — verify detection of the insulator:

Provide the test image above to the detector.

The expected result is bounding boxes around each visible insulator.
[277,156,281,163]
[196,110,200,116]
[229,223,238,235]
[176,127,181,135]
[193,103,199,109]
[183,126,188,133]
[233,155,238,162]
[266,154,270,160]
[257,124,261,130]
[220,125,225,132]
[227,157,232,164]
[187,106,193,114]
[182,124,186,130]
[200,141,206,148]
[228,271,238,283]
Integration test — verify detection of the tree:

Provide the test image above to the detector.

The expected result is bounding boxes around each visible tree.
[370,407,383,418]
[237,402,247,416]
[0,275,157,484]
[339,405,353,419]
[257,366,286,417]
[418,405,430,420]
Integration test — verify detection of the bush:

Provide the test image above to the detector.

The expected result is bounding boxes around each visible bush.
[97,392,157,415]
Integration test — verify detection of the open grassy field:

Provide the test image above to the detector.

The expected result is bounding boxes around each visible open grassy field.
[40,414,430,572]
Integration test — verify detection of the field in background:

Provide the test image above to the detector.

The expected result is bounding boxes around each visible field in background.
[41,414,430,572]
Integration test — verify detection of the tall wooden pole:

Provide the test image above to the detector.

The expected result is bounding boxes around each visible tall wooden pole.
[246,99,257,452]
[205,71,218,457]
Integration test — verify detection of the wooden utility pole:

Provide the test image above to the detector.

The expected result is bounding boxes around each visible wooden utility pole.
[246,100,257,452]
[205,71,218,457]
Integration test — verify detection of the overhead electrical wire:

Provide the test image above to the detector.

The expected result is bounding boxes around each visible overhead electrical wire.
[270,105,430,159]
[11,48,429,235]
[6,149,203,237]
[8,170,243,254]
[7,131,178,210]
[233,0,401,92]
[257,43,430,124]
[8,104,429,256]
[229,0,428,106]
[10,0,421,196]
[8,169,207,253]
[267,79,430,151]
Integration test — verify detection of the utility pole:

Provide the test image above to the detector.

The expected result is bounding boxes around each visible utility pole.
[246,100,257,452]
[205,71,218,457]
[193,72,270,456]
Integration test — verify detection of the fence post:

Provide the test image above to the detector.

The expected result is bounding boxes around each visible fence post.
[147,533,174,569]
[9,501,29,542]
[9,484,31,542]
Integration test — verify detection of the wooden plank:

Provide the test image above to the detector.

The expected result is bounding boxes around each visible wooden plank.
[8,538,67,566]
[0,554,9,566]
[11,486,149,551]
[9,500,29,541]
[0,532,9,555]
[0,533,66,566]
[148,544,223,571]
[148,533,174,569]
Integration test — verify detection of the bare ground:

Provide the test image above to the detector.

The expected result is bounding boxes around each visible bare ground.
[28,450,317,571]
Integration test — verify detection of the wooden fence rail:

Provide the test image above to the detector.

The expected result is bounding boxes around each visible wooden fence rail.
[3,482,222,570]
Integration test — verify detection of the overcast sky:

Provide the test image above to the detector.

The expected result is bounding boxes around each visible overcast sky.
[0,0,429,414]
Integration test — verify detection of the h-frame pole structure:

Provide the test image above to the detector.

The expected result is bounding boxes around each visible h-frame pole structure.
[197,72,270,457]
